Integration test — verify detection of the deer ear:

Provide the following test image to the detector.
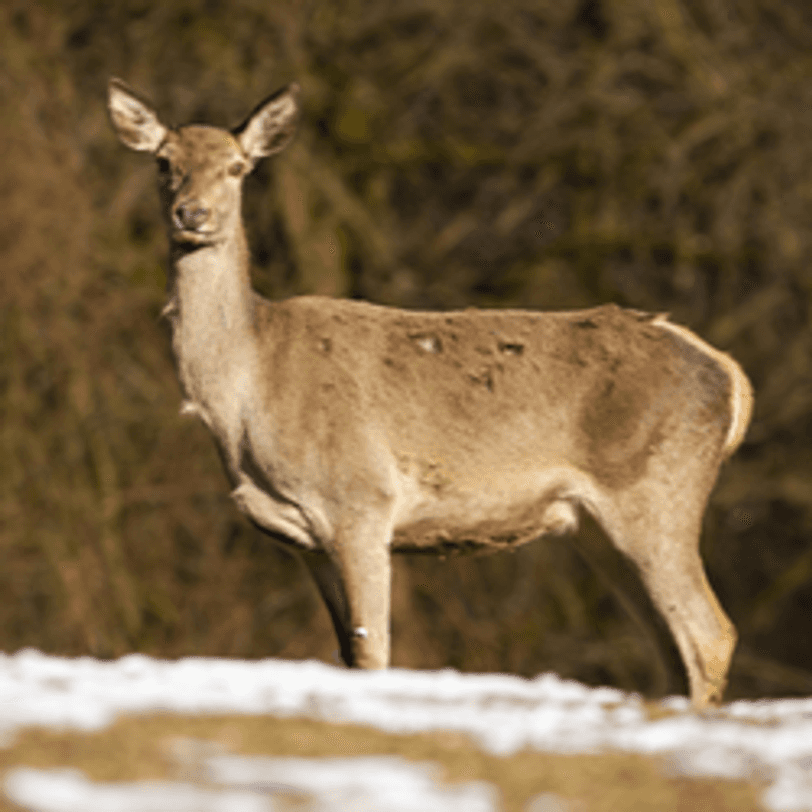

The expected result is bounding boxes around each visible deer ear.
[236,83,300,163]
[107,78,167,153]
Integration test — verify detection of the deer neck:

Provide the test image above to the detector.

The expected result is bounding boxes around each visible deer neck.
[164,227,259,426]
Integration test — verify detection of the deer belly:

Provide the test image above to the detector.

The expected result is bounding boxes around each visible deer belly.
[391,496,579,553]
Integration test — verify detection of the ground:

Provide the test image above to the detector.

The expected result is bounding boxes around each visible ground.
[0,651,809,811]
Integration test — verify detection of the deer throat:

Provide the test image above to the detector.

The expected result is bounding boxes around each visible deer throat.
[168,236,259,469]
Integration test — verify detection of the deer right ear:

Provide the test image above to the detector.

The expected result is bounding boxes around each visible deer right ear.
[107,78,167,153]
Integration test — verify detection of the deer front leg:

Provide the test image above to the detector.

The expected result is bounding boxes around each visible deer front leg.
[301,523,392,669]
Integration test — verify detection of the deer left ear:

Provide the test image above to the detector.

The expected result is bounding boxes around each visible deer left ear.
[235,83,300,164]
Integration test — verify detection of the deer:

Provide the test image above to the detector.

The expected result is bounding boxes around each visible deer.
[107,77,753,708]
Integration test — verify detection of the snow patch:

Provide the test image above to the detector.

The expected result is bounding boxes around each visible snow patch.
[1,651,812,811]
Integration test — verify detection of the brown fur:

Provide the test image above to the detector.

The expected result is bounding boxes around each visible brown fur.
[108,78,753,707]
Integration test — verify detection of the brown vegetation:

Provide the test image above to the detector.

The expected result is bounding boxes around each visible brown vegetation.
[2,0,812,700]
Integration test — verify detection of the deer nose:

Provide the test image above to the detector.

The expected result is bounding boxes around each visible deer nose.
[173,201,209,231]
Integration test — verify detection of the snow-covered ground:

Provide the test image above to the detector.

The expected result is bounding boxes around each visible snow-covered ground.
[1,650,811,811]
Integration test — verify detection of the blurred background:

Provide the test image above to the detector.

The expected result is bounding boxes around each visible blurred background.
[2,0,811,701]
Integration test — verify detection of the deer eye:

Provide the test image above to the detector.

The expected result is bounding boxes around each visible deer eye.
[228,160,245,177]
[156,157,171,174]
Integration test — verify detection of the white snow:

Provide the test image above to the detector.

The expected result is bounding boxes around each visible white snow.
[1,650,811,811]
[5,758,500,812]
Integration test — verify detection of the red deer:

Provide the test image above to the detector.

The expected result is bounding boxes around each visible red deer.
[108,78,752,706]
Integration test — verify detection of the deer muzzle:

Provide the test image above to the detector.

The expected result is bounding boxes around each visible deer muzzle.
[173,201,212,237]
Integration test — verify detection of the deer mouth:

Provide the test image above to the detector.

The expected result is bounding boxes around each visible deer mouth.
[171,227,217,246]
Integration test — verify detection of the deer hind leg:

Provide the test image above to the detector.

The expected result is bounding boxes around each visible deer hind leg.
[600,498,736,708]
[639,543,735,707]
[301,518,392,670]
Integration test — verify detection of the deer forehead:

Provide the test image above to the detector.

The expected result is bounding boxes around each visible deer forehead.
[159,125,245,170]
